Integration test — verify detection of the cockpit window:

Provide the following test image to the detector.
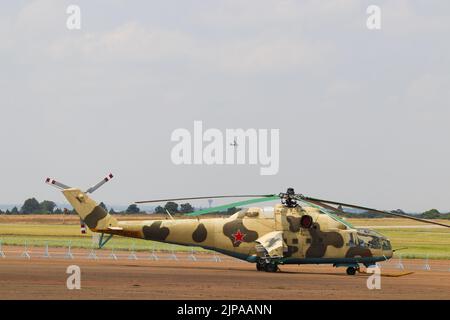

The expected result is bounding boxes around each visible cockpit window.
[357,228,385,238]
[382,240,392,250]
[356,228,384,249]
[357,238,381,249]
[367,237,381,249]
[348,233,357,247]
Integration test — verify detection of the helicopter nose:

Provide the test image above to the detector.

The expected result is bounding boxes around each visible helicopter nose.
[383,240,393,258]
[385,250,393,259]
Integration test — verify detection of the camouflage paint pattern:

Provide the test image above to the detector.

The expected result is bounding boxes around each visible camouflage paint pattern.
[62,189,393,265]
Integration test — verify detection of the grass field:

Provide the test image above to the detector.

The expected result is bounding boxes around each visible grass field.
[376,228,450,259]
[0,216,448,259]
[346,218,450,227]
[0,223,205,252]
[349,218,450,259]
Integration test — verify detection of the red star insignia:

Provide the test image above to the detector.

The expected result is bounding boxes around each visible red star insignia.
[232,229,246,244]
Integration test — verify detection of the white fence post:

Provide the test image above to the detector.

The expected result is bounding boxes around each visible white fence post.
[188,248,197,261]
[109,247,118,260]
[423,254,431,271]
[65,241,74,259]
[0,240,5,258]
[21,241,31,259]
[128,243,137,260]
[212,251,221,262]
[43,241,51,258]
[395,254,404,270]
[149,247,159,261]
[88,244,98,260]
[168,247,178,261]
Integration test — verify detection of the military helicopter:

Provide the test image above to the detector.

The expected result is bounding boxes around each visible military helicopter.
[46,174,450,275]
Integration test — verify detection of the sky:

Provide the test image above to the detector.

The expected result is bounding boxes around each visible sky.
[1,0,450,212]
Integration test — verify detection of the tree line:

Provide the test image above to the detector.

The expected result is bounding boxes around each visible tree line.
[0,198,59,215]
[336,208,450,220]
[1,198,448,219]
[0,198,197,215]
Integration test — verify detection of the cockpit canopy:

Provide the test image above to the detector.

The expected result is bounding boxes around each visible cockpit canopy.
[356,228,391,250]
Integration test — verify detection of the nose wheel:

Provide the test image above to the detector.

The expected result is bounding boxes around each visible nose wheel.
[346,266,358,275]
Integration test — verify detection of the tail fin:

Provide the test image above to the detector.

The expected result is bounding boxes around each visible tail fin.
[62,188,118,231]
[46,174,118,232]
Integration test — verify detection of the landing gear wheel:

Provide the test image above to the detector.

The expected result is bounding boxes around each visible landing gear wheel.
[346,267,357,275]
[256,262,265,271]
[264,263,279,273]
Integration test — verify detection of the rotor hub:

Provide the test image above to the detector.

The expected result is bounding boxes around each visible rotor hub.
[279,187,299,208]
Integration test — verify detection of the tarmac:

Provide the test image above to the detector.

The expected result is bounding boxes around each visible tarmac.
[0,246,449,299]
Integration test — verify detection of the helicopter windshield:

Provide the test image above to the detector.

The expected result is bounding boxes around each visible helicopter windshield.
[357,228,385,238]
[356,228,388,250]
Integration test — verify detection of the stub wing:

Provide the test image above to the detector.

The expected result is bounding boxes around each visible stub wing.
[255,231,287,258]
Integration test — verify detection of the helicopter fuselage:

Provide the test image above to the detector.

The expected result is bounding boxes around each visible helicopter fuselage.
[95,203,393,269]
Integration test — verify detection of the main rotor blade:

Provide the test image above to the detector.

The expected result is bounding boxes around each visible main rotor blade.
[186,196,280,216]
[135,194,276,204]
[302,198,345,214]
[300,196,450,228]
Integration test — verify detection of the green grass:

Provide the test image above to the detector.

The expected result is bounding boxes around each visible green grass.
[0,224,207,252]
[376,228,450,259]
[347,218,450,226]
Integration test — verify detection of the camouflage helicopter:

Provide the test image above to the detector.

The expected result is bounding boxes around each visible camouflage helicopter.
[46,174,450,275]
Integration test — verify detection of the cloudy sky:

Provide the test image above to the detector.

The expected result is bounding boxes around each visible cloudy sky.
[1,0,450,212]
